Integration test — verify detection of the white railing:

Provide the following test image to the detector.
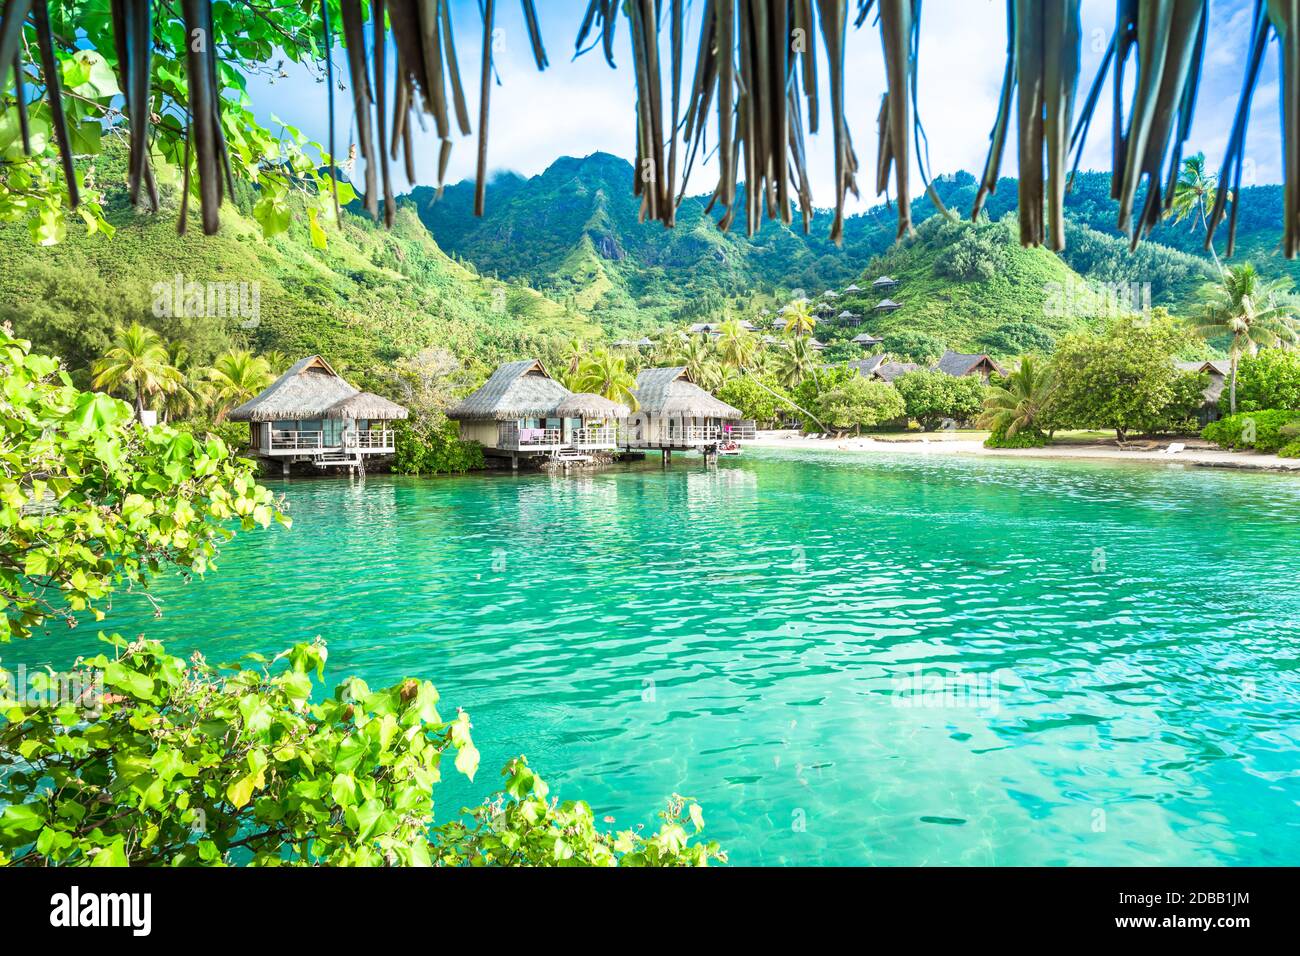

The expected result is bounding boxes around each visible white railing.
[572,426,618,447]
[499,424,563,448]
[270,430,324,450]
[667,425,722,443]
[724,421,757,440]
[347,429,395,450]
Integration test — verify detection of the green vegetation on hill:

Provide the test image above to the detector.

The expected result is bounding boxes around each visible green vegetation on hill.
[411,153,864,332]
[829,216,1105,357]
[0,150,593,391]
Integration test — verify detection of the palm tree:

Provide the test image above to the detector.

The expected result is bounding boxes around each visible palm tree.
[1193,264,1299,414]
[573,348,637,407]
[716,318,757,369]
[159,341,204,423]
[776,337,817,389]
[92,323,180,418]
[782,300,816,339]
[978,356,1055,438]
[1168,153,1226,273]
[261,349,291,376]
[206,350,273,422]
[679,336,716,385]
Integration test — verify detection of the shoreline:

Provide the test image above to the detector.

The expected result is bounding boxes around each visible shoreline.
[746,431,1300,474]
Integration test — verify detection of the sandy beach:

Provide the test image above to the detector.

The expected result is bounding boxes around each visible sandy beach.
[747,430,1300,473]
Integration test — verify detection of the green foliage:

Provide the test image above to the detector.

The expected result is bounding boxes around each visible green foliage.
[0,636,722,867]
[983,426,1048,448]
[813,377,906,434]
[881,329,946,364]
[1278,439,1300,458]
[393,419,485,476]
[716,375,792,424]
[893,370,986,430]
[0,329,284,641]
[1227,349,1300,413]
[1202,410,1300,453]
[1047,313,1206,440]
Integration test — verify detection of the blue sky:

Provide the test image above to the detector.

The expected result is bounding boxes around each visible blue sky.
[248,0,1282,214]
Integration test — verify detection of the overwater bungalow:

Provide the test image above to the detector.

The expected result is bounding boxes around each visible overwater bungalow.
[447,360,626,468]
[934,350,1006,381]
[229,355,408,474]
[622,367,750,462]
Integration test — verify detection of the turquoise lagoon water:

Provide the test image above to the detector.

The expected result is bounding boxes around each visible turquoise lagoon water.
[18,448,1300,865]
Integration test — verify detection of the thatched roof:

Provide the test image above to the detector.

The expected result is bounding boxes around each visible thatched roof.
[554,392,631,418]
[847,355,888,377]
[447,359,571,421]
[852,332,884,345]
[872,276,899,287]
[633,368,742,419]
[844,283,862,292]
[229,355,407,422]
[327,391,409,420]
[876,361,922,383]
[934,351,1006,377]
[874,298,902,311]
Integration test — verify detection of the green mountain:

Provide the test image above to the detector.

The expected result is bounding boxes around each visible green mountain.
[407,152,869,332]
[0,152,594,389]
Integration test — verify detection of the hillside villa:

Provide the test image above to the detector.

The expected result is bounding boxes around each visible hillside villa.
[1177,359,1231,426]
[229,355,408,474]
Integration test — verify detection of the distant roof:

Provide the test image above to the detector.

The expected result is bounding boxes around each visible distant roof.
[934,350,1007,377]
[555,392,631,419]
[843,283,862,292]
[872,276,898,286]
[847,354,887,376]
[809,338,827,349]
[838,310,858,319]
[851,332,884,344]
[635,337,655,347]
[874,298,902,310]
[1176,359,1231,377]
[876,361,922,383]
[633,367,742,419]
[822,290,839,298]
[447,359,571,421]
[229,355,407,422]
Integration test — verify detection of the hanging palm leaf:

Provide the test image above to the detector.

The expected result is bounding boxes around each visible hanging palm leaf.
[1207,0,1300,259]
[1067,0,1208,249]
[973,0,1081,250]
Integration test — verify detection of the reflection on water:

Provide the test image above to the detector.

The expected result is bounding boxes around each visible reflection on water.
[18,448,1300,865]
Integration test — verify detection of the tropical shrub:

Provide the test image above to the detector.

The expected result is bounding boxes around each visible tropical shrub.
[1227,349,1300,413]
[882,330,945,365]
[983,426,1048,448]
[0,329,284,641]
[814,377,906,434]
[1202,410,1300,453]
[1278,440,1300,458]
[716,375,793,425]
[393,419,485,475]
[978,355,1055,446]
[0,636,722,867]
[894,370,986,430]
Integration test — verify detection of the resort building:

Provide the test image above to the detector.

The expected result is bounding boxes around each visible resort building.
[872,276,899,290]
[934,351,1006,381]
[229,355,408,474]
[874,298,903,313]
[1176,359,1231,425]
[838,310,864,326]
[852,332,884,348]
[875,361,923,383]
[846,354,888,378]
[447,359,627,468]
[622,367,750,462]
